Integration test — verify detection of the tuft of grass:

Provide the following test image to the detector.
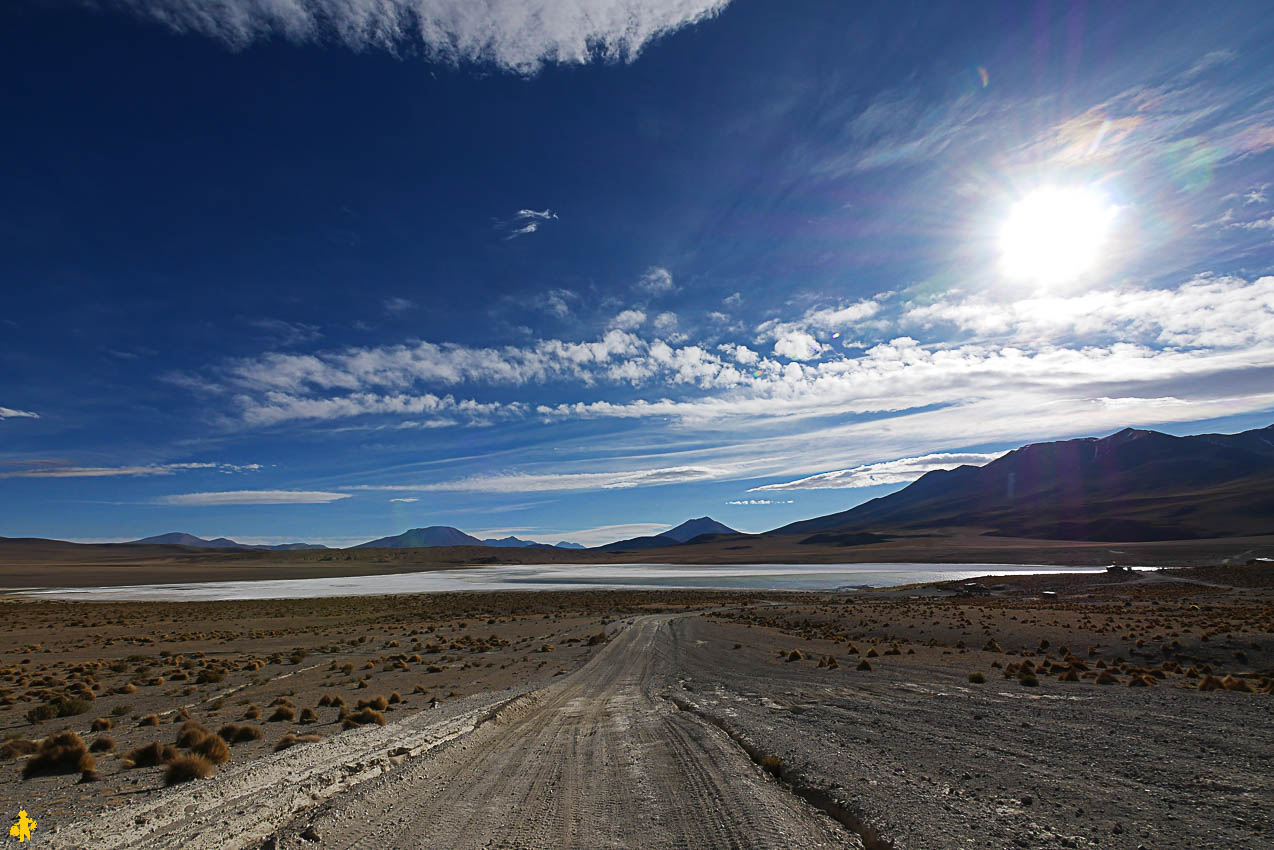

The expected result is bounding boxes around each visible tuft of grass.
[1018,673,1040,687]
[189,733,230,765]
[111,704,133,717]
[760,755,782,776]
[268,706,296,722]
[856,659,872,671]
[138,714,159,727]
[274,733,323,752]
[217,724,264,744]
[1197,674,1226,691]
[23,731,95,779]
[175,720,211,748]
[123,741,178,768]
[0,739,38,760]
[91,717,113,732]
[164,754,214,784]
[967,672,986,684]
[299,707,319,724]
[244,705,261,720]
[89,736,115,753]
[356,696,388,711]
[1222,675,1254,693]
[341,707,386,729]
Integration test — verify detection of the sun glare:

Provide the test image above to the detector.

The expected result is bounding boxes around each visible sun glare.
[999,186,1115,284]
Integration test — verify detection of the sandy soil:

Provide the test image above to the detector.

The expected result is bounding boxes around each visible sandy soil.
[2,571,1271,849]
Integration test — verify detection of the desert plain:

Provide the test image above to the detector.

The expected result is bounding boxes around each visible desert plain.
[0,554,1271,849]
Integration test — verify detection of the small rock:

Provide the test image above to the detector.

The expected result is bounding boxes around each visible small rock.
[300,826,321,842]
[1021,795,1033,806]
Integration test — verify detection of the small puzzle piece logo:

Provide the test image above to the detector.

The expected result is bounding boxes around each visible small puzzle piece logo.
[9,810,37,843]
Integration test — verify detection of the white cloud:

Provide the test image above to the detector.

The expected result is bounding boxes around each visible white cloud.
[0,407,38,420]
[653,311,678,332]
[160,490,351,506]
[723,292,742,307]
[635,266,674,294]
[1230,215,1274,230]
[240,392,515,427]
[751,451,1007,491]
[609,309,647,330]
[725,499,793,505]
[530,522,668,547]
[502,208,558,239]
[904,275,1274,349]
[110,1,731,74]
[536,288,577,318]
[389,497,419,503]
[383,297,416,314]
[246,318,322,346]
[0,461,258,479]
[772,330,823,361]
[344,465,729,493]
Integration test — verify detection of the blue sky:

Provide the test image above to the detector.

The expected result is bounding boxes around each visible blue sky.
[2,0,1273,547]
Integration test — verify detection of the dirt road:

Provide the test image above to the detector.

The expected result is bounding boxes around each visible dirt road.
[286,615,855,849]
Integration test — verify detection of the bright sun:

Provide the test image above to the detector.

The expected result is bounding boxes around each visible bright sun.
[999,186,1116,284]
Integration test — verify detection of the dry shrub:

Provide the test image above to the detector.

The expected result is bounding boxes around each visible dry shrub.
[123,741,178,768]
[967,672,986,684]
[274,733,322,752]
[1128,674,1156,687]
[23,731,95,779]
[866,648,880,658]
[856,659,872,671]
[269,696,294,707]
[785,649,803,662]
[1222,675,1253,693]
[268,706,295,722]
[138,714,159,727]
[89,736,115,753]
[299,707,319,724]
[217,724,264,745]
[91,717,113,732]
[176,720,210,748]
[341,708,385,729]
[1198,674,1226,692]
[388,692,403,704]
[0,739,38,760]
[244,705,261,720]
[1095,670,1120,685]
[190,733,230,765]
[357,696,388,711]
[760,755,782,775]
[1057,670,1080,682]
[164,754,214,785]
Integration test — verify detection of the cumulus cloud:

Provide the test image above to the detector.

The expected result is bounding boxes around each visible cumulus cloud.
[653,311,678,332]
[756,297,884,349]
[609,309,647,330]
[107,1,731,74]
[0,461,259,479]
[535,288,577,318]
[772,330,823,361]
[635,266,674,295]
[159,490,351,506]
[0,407,38,420]
[751,451,1006,491]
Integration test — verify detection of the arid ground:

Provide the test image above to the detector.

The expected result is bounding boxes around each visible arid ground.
[1,565,1272,848]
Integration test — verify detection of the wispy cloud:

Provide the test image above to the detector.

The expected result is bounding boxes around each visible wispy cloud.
[245,318,322,346]
[159,490,351,506]
[0,461,261,479]
[501,208,558,239]
[388,496,418,503]
[725,499,793,505]
[751,451,1006,491]
[107,1,731,74]
[344,465,731,493]
[383,297,416,314]
[0,407,38,420]
[635,266,674,295]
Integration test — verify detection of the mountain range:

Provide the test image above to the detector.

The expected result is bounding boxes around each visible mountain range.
[352,526,583,550]
[774,423,1274,542]
[112,424,1274,551]
[128,532,329,551]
